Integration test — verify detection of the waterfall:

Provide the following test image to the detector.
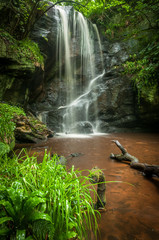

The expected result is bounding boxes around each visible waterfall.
[55,6,105,134]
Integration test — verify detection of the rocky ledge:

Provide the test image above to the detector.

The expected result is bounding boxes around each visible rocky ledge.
[14,113,54,143]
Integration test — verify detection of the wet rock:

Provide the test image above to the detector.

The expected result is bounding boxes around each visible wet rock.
[52,154,67,166]
[70,121,94,134]
[68,152,83,157]
[0,27,44,105]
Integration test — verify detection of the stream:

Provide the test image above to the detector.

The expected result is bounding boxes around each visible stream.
[15,133,159,240]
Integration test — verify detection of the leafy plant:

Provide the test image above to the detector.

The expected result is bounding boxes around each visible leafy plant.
[0,150,100,239]
[0,182,53,239]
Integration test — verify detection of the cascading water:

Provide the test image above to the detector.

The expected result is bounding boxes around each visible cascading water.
[55,6,105,134]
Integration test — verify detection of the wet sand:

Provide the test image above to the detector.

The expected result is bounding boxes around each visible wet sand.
[15,133,159,240]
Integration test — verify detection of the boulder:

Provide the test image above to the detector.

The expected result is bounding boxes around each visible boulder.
[70,121,94,134]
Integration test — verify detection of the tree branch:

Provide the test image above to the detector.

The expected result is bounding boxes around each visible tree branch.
[110,140,159,178]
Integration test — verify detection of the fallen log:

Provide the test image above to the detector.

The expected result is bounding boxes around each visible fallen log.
[110,140,159,177]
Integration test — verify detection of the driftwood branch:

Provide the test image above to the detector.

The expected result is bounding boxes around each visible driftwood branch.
[110,140,159,177]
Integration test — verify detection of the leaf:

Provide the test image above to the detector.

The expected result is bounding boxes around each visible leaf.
[30,190,46,198]
[0,227,10,236]
[0,200,15,217]
[67,231,77,239]
[29,211,52,223]
[7,188,24,214]
[23,196,46,214]
[0,217,13,224]
[16,229,26,240]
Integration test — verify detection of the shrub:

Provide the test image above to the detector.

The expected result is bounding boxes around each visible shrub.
[0,103,25,157]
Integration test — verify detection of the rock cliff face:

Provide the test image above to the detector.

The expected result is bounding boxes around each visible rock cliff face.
[0,1,45,106]
[0,33,44,106]
[96,41,137,132]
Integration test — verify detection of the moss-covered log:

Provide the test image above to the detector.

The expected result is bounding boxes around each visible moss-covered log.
[89,167,106,209]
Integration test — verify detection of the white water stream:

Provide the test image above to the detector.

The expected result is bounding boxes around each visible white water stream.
[55,6,105,134]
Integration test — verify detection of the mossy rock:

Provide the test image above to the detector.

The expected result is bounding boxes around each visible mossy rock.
[14,114,54,143]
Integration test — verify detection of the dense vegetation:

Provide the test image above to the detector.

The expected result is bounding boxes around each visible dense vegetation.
[0,103,25,157]
[0,150,99,239]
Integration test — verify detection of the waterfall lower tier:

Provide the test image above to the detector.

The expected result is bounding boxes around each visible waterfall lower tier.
[54,6,105,134]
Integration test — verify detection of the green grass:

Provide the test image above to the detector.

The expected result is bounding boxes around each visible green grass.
[0,150,100,239]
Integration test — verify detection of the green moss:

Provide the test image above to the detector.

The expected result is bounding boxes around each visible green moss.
[0,29,44,69]
[0,103,25,154]
[28,116,47,132]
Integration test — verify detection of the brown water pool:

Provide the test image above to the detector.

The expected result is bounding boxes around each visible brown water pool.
[15,133,159,240]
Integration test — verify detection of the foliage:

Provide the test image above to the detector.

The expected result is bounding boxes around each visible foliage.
[0,103,25,156]
[0,29,44,68]
[0,150,100,239]
[0,0,49,40]
[27,115,47,132]
[0,183,53,240]
[0,142,10,158]
[123,42,159,103]
[73,0,159,39]
[17,39,44,68]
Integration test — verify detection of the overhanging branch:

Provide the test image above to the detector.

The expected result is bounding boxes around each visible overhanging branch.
[39,1,87,19]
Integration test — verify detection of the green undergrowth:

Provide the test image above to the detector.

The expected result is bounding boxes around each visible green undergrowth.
[0,29,44,69]
[0,103,25,156]
[0,150,100,240]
